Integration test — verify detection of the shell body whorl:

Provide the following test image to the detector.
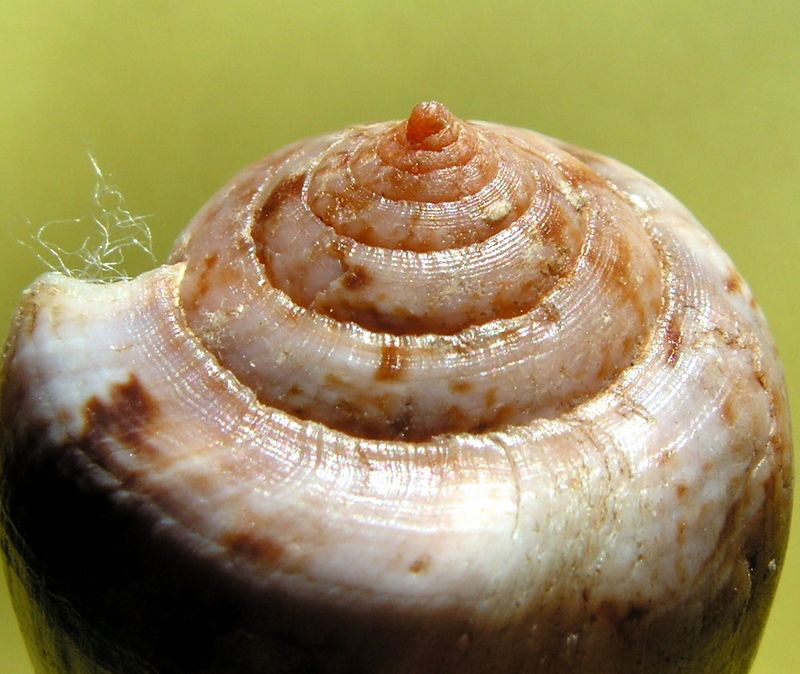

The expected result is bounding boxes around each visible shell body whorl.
[0,102,791,673]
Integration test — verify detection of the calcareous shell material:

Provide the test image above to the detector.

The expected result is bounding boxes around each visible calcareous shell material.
[0,102,792,673]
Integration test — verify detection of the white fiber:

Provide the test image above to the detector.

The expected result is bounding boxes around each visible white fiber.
[27,154,155,282]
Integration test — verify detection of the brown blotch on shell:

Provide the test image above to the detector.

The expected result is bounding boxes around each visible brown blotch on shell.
[608,235,632,285]
[539,207,576,251]
[342,266,371,291]
[375,344,408,381]
[408,553,432,574]
[725,271,743,294]
[677,520,688,547]
[189,253,219,311]
[325,373,344,387]
[605,235,650,329]
[254,173,306,225]
[488,285,528,321]
[722,390,738,426]
[754,367,770,395]
[326,239,349,262]
[449,380,473,394]
[221,530,284,564]
[664,315,682,367]
[536,302,561,324]
[595,350,616,385]
[20,297,40,338]
[84,375,158,452]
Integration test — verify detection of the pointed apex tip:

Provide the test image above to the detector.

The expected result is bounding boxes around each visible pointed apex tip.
[405,101,456,147]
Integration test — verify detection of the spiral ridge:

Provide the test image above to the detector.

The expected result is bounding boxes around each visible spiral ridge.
[170,102,662,440]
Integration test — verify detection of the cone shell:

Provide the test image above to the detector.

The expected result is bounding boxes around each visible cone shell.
[0,102,792,673]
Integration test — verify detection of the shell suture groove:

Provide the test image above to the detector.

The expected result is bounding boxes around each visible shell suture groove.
[0,101,791,673]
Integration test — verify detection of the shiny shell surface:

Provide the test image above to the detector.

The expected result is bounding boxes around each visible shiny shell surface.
[0,102,791,673]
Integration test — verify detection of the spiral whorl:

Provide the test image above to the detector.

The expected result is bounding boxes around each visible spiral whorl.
[173,103,662,440]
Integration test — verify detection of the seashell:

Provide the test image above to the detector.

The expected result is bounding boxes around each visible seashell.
[0,101,791,673]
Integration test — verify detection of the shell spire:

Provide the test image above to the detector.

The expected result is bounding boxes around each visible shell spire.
[173,101,662,440]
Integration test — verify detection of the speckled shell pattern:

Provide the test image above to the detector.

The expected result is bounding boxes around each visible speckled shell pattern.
[0,103,792,674]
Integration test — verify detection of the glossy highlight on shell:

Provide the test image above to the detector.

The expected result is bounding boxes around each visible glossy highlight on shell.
[0,102,792,673]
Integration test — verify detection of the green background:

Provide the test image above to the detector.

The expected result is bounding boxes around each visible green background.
[1,1,797,671]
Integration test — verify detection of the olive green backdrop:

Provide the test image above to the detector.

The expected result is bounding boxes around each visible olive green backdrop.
[1,2,797,672]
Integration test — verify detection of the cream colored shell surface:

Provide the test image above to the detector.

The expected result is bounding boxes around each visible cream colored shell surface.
[0,103,791,673]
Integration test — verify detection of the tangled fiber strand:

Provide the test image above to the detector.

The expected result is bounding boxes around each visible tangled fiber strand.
[27,154,154,282]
